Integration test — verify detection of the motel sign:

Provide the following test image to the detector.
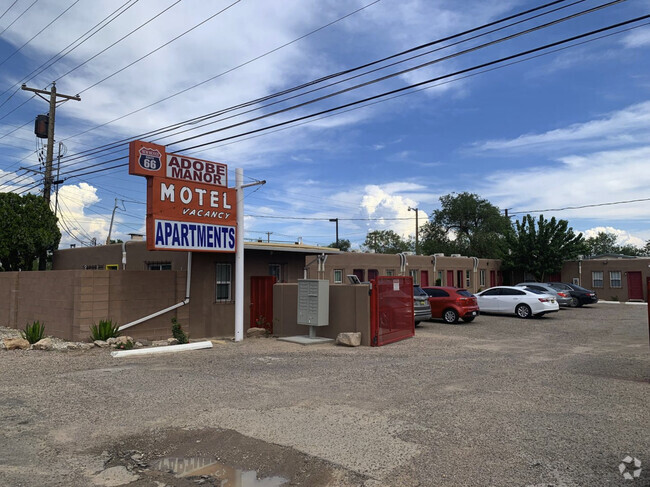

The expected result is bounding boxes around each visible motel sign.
[129,140,237,252]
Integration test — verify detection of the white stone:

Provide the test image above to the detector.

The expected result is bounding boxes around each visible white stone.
[4,337,30,350]
[335,332,362,347]
[246,327,269,338]
[32,337,55,350]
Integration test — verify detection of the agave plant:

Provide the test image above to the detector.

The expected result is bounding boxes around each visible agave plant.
[90,319,120,341]
[21,321,45,344]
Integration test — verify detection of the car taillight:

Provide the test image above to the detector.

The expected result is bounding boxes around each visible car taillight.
[538,298,551,302]
[557,292,568,297]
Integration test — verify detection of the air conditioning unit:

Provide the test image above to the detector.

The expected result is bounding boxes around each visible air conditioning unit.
[451,254,461,257]
[433,253,445,257]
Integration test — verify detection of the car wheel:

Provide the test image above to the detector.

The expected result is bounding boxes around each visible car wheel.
[569,297,579,307]
[462,316,475,323]
[442,309,459,324]
[515,304,532,319]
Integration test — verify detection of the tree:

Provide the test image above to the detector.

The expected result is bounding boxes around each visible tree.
[503,214,586,282]
[328,238,351,252]
[418,221,455,256]
[0,193,61,271]
[363,230,411,254]
[585,231,618,256]
[428,192,511,258]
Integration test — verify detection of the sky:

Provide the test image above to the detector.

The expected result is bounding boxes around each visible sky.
[0,0,649,251]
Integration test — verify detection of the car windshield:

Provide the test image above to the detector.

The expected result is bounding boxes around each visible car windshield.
[549,283,569,291]
[456,290,473,297]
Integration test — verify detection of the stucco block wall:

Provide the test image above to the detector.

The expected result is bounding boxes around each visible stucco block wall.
[273,283,371,346]
[0,270,187,341]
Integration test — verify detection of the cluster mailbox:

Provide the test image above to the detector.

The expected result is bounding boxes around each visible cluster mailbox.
[297,279,329,327]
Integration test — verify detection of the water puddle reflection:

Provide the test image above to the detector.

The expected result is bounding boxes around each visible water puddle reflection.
[151,456,288,486]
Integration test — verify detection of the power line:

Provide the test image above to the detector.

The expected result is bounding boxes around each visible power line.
[0,1,19,22]
[75,0,242,94]
[0,0,81,69]
[54,15,650,183]
[54,0,614,173]
[509,197,650,215]
[0,0,38,37]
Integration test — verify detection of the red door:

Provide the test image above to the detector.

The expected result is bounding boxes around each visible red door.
[250,276,276,332]
[370,276,414,346]
[627,271,643,300]
[421,270,429,287]
[368,269,379,281]
[447,270,454,287]
[490,270,496,287]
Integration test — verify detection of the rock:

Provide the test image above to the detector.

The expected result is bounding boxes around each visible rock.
[65,342,81,350]
[94,340,109,348]
[246,327,269,338]
[167,338,179,345]
[4,337,30,350]
[335,332,361,347]
[106,338,118,346]
[134,342,143,348]
[92,465,139,486]
[114,336,132,346]
[137,339,151,346]
[32,337,55,350]
[152,340,168,347]
[78,343,95,350]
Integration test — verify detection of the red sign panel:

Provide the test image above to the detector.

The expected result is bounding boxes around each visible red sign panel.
[129,140,236,252]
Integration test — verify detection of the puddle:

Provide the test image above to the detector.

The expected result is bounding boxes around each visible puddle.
[151,456,288,486]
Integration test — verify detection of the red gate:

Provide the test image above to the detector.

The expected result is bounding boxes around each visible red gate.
[250,276,276,332]
[370,276,414,347]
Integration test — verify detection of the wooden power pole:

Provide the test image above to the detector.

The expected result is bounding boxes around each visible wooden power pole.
[21,82,80,205]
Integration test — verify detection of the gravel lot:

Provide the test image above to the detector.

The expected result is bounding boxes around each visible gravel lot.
[1,303,649,486]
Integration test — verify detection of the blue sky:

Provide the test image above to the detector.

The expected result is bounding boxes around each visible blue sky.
[1,0,649,250]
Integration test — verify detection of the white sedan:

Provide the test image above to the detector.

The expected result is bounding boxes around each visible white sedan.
[475,286,559,319]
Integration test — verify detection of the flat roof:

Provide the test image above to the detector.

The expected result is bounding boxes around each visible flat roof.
[243,242,340,254]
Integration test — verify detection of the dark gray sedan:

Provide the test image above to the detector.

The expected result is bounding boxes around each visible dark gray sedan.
[516,282,573,307]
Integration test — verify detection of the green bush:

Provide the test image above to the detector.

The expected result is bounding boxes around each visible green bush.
[171,317,188,344]
[90,319,120,341]
[21,320,45,344]
[114,340,134,350]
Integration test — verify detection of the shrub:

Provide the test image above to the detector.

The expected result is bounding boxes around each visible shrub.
[21,320,45,344]
[255,315,271,330]
[171,317,188,344]
[90,319,120,341]
[435,278,442,286]
[114,340,134,350]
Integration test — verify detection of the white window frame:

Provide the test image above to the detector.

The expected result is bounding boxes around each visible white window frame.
[465,270,471,288]
[409,269,419,285]
[609,271,622,288]
[479,269,486,287]
[592,270,603,288]
[385,269,395,276]
[215,263,232,302]
[333,269,343,283]
[269,264,282,282]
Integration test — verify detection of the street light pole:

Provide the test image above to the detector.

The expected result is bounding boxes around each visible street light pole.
[408,207,419,254]
[329,218,339,247]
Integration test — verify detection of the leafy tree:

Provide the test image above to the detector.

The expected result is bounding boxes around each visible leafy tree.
[503,214,586,282]
[0,193,61,271]
[585,231,618,256]
[363,230,411,254]
[418,221,455,256]
[328,238,351,252]
[428,192,511,258]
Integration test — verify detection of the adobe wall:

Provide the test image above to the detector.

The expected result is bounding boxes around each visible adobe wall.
[0,270,187,342]
[273,283,371,346]
[561,259,649,302]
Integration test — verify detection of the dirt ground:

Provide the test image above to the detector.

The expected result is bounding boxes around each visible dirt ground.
[1,303,648,486]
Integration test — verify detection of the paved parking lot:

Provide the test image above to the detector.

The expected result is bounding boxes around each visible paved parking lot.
[1,303,649,486]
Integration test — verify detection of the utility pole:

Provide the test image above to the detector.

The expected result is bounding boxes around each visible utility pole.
[408,206,419,254]
[266,231,272,243]
[21,82,80,206]
[329,218,339,247]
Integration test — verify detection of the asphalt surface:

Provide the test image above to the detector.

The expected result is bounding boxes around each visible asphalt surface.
[1,303,649,486]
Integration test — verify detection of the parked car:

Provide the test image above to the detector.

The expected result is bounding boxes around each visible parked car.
[547,282,598,307]
[413,284,433,325]
[474,286,559,318]
[421,286,479,324]
[515,282,572,307]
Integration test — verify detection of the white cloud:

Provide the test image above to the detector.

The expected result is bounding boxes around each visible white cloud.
[582,226,646,248]
[621,27,650,48]
[360,184,428,238]
[474,101,650,153]
[56,183,109,247]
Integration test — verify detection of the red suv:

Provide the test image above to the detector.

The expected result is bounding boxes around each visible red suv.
[422,286,480,324]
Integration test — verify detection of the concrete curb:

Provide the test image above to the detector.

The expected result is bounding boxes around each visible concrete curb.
[598,300,647,306]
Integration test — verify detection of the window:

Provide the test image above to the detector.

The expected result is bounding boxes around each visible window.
[269,264,282,282]
[385,269,395,276]
[609,271,622,288]
[501,288,525,296]
[409,269,419,285]
[215,263,232,301]
[465,270,471,288]
[437,270,443,286]
[479,269,486,287]
[147,262,171,270]
[334,269,343,283]
[592,271,603,288]
[424,288,449,298]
